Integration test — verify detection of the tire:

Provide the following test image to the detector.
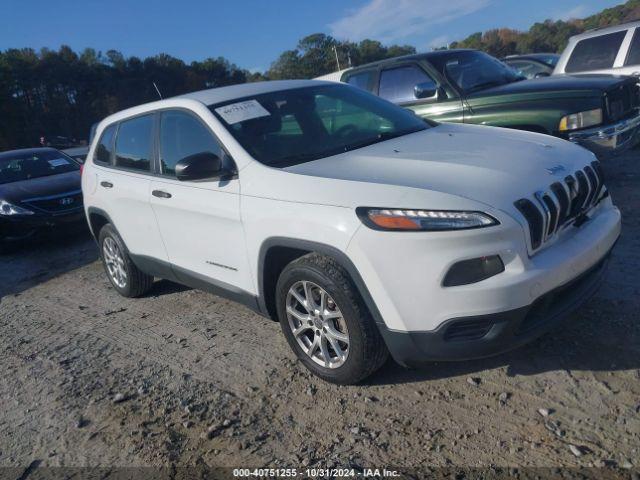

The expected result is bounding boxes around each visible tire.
[98,223,154,298]
[276,253,388,384]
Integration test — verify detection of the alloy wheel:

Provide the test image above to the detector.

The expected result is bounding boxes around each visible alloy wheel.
[285,280,350,368]
[103,237,127,288]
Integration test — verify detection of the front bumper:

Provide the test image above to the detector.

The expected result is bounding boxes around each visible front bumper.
[0,209,85,242]
[379,250,610,366]
[568,113,640,155]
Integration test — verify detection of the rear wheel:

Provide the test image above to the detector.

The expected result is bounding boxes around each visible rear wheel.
[276,253,388,384]
[98,224,153,297]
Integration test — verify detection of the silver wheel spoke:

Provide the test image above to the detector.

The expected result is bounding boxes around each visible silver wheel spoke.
[325,324,349,344]
[303,281,317,310]
[292,324,312,337]
[287,306,310,323]
[326,334,346,360]
[291,289,309,312]
[319,336,331,367]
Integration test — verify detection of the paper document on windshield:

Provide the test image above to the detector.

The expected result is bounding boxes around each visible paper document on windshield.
[215,100,271,125]
[48,158,71,167]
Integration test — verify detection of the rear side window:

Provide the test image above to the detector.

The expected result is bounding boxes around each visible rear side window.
[565,31,626,73]
[625,28,640,66]
[159,111,223,177]
[94,124,116,165]
[114,115,154,172]
[345,70,375,92]
[379,65,436,103]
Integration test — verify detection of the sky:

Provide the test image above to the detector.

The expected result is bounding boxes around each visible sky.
[0,0,624,72]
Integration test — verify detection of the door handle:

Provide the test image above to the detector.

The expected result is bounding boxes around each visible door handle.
[152,190,172,199]
[100,181,113,188]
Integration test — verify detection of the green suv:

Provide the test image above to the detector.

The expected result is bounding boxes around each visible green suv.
[330,50,640,155]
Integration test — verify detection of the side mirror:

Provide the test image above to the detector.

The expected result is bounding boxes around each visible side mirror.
[534,72,550,78]
[175,152,226,181]
[414,82,439,100]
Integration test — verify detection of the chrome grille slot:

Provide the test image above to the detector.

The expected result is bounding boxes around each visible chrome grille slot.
[514,198,544,250]
[542,194,559,237]
[550,182,570,226]
[514,161,606,254]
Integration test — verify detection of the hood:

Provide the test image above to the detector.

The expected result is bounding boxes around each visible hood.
[284,123,595,211]
[0,171,81,204]
[469,74,634,99]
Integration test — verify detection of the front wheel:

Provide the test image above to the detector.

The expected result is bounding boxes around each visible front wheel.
[276,253,388,384]
[98,224,154,298]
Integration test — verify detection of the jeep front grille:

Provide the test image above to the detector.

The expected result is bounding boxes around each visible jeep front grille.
[514,161,607,253]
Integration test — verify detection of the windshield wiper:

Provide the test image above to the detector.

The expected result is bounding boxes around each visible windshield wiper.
[342,128,424,153]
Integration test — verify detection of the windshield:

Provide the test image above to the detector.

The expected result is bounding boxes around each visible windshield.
[438,51,524,94]
[209,84,429,167]
[0,150,79,184]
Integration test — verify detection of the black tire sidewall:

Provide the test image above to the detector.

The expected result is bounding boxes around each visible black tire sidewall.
[276,260,372,384]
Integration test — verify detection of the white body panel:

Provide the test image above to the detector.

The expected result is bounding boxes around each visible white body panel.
[82,80,621,339]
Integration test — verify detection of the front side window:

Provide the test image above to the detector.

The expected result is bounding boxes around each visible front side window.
[159,111,223,176]
[566,31,626,73]
[94,124,116,165]
[345,70,375,92]
[0,150,79,184]
[379,65,436,103]
[209,84,428,168]
[114,115,153,172]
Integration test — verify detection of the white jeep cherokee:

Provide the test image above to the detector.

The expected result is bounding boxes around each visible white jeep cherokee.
[82,80,621,384]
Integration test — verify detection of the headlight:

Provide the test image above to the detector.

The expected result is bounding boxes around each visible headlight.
[357,208,499,231]
[558,108,602,131]
[0,199,34,216]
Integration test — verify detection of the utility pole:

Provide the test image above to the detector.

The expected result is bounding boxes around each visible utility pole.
[333,45,341,71]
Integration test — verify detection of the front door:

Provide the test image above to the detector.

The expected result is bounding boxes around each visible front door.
[149,109,253,294]
[377,63,464,123]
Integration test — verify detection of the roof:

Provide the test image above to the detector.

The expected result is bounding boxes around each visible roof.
[178,79,332,106]
[347,49,476,71]
[571,20,640,40]
[0,147,59,159]
[314,69,353,82]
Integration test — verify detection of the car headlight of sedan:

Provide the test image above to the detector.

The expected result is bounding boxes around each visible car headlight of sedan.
[0,199,34,216]
[357,208,499,231]
[558,108,603,132]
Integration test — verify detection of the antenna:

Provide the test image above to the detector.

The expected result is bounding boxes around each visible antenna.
[152,82,163,99]
[333,45,341,71]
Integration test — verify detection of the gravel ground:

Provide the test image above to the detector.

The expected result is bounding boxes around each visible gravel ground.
[0,149,639,478]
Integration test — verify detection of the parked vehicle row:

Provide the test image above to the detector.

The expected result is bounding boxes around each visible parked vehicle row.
[82,80,620,383]
[317,48,640,155]
[2,24,634,383]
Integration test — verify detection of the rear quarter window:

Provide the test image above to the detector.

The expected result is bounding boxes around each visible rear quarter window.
[565,31,627,73]
[94,124,116,165]
[114,115,154,172]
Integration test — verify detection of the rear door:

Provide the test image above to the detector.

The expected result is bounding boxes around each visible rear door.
[149,109,252,293]
[92,114,167,262]
[375,63,464,123]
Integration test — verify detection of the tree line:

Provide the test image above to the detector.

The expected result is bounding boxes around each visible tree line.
[1,0,638,150]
